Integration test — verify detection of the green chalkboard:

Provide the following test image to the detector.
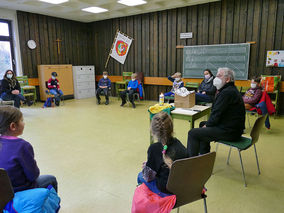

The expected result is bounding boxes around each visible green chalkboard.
[183,43,250,80]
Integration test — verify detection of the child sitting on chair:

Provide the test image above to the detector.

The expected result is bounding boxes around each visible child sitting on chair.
[47,72,63,106]
[96,71,111,105]
[164,72,184,97]
[0,106,58,193]
[137,111,188,194]
[243,77,262,110]
[120,73,138,108]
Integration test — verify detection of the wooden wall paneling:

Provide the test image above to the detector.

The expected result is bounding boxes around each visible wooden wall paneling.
[32,14,41,76]
[250,0,262,77]
[114,19,121,75]
[149,13,154,78]
[171,9,177,75]
[62,19,69,64]
[42,15,51,65]
[258,0,269,75]
[159,12,164,77]
[213,2,221,44]
[142,14,150,77]
[47,17,55,64]
[191,6,198,45]
[167,10,173,77]
[275,0,283,49]
[23,12,33,76]
[282,1,284,50]
[246,0,254,42]
[153,12,159,98]
[55,18,62,63]
[239,0,248,43]
[265,0,278,74]
[128,17,135,73]
[134,16,141,75]
[220,0,227,43]
[187,7,193,46]
[107,20,114,74]
[233,0,240,43]
[225,0,234,43]
[28,13,37,76]
[38,15,45,65]
[208,3,215,44]
[202,4,209,44]
[17,12,28,75]
[197,5,203,45]
[177,8,187,73]
[162,11,168,75]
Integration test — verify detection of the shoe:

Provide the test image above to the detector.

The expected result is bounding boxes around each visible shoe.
[132,102,136,108]
[120,101,126,107]
[97,99,101,105]
[105,100,109,105]
[27,100,33,106]
[55,100,60,106]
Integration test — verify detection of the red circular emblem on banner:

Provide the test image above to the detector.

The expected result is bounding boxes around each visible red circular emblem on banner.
[116,40,128,56]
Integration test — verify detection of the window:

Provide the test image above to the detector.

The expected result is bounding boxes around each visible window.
[0,19,15,78]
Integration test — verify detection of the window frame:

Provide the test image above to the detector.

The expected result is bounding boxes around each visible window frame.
[0,19,16,73]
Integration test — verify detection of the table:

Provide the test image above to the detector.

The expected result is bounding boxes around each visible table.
[150,105,211,144]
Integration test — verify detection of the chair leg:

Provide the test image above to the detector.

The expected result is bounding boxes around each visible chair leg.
[203,198,208,213]
[254,144,261,175]
[238,150,247,187]
[177,207,180,213]
[227,147,232,165]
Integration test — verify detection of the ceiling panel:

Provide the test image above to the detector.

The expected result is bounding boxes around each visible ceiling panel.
[0,0,220,22]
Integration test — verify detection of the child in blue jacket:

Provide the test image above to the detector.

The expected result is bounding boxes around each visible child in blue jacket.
[120,73,138,108]
[96,71,111,105]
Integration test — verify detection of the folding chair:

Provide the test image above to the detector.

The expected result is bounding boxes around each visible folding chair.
[0,168,14,212]
[215,115,267,187]
[167,152,216,213]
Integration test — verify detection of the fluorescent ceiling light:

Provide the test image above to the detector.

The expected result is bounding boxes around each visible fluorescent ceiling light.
[39,0,69,4]
[118,0,147,6]
[82,7,108,14]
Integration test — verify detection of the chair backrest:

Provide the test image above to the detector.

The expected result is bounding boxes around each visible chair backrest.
[185,82,199,91]
[16,76,29,87]
[260,75,281,92]
[166,152,216,208]
[250,114,268,145]
[0,168,14,211]
[45,81,49,89]
[122,72,133,81]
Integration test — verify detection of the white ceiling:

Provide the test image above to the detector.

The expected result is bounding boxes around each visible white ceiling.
[0,0,219,23]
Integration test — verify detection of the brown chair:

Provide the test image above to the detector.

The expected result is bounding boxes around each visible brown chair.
[166,152,216,213]
[0,168,14,212]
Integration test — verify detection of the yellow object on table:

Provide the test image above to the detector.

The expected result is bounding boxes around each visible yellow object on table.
[148,103,173,114]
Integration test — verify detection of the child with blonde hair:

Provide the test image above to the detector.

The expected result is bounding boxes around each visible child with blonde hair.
[0,106,58,192]
[164,72,184,97]
[138,111,187,193]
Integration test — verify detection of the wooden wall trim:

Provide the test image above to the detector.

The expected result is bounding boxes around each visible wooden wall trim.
[29,76,284,92]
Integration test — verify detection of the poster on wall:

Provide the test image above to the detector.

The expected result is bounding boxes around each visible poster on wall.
[266,51,284,67]
[110,31,133,65]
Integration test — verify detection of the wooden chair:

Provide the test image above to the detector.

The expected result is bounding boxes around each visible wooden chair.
[215,115,267,187]
[115,72,133,99]
[167,152,216,213]
[0,168,14,212]
[16,76,36,104]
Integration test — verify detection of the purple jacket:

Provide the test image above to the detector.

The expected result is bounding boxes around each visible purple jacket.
[243,86,262,105]
[0,137,40,192]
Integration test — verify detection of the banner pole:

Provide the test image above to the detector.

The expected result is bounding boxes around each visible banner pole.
[105,29,119,69]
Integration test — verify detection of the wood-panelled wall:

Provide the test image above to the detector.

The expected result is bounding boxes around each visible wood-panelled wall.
[91,0,284,111]
[17,11,94,78]
[17,0,284,113]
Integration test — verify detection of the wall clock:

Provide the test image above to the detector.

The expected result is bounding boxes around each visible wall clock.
[27,40,37,49]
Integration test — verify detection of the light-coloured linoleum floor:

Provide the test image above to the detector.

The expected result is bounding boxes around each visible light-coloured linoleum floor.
[20,97,284,213]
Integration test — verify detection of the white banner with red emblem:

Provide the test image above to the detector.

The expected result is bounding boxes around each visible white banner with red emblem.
[110,31,133,64]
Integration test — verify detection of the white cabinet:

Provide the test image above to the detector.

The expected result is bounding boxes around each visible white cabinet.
[72,66,96,99]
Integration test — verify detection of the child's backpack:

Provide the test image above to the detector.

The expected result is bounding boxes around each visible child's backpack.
[43,97,54,108]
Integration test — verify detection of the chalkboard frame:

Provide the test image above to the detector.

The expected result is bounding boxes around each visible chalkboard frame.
[183,43,250,80]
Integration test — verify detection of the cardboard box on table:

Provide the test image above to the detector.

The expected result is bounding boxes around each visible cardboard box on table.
[174,92,195,108]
